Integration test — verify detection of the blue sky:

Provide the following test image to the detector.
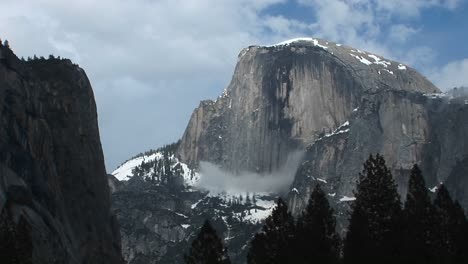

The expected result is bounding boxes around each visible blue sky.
[1,0,467,170]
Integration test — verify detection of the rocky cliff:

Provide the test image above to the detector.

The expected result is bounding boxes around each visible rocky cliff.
[287,89,468,231]
[177,38,438,174]
[0,44,123,263]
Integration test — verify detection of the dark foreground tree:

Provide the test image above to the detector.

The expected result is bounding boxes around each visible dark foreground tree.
[247,198,295,264]
[185,220,231,264]
[343,154,402,264]
[433,184,468,263]
[294,184,339,264]
[0,207,33,264]
[401,164,437,263]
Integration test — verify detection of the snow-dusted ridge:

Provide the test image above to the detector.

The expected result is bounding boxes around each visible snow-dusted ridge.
[113,149,277,224]
[267,37,329,49]
[111,151,200,186]
[112,152,162,181]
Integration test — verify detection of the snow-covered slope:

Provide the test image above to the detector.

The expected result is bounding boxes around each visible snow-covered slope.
[112,152,163,181]
[110,144,279,264]
[112,152,200,186]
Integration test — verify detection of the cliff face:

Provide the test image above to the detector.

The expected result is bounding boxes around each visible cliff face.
[0,45,123,263]
[177,38,468,228]
[287,90,468,230]
[177,39,438,174]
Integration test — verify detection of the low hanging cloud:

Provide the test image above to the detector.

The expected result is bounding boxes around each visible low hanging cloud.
[429,59,468,91]
[196,151,305,194]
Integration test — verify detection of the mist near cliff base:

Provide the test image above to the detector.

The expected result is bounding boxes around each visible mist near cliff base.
[196,151,305,194]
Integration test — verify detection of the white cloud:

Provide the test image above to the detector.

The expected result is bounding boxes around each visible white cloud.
[389,24,419,43]
[429,59,468,91]
[197,151,304,194]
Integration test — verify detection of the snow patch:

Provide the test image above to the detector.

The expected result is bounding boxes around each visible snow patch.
[243,198,276,224]
[181,224,190,229]
[340,196,356,202]
[350,54,372,65]
[191,197,205,209]
[112,152,163,181]
[317,178,327,183]
[381,69,394,75]
[291,188,299,194]
[328,193,336,197]
[175,212,188,218]
[368,54,391,68]
[270,38,328,50]
[398,64,407,70]
[318,121,350,141]
[429,186,438,193]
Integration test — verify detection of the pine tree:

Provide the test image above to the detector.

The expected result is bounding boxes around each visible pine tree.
[294,184,339,264]
[184,220,231,264]
[401,164,437,263]
[343,154,402,264]
[247,198,295,264]
[433,184,468,263]
[245,193,252,206]
[0,208,33,264]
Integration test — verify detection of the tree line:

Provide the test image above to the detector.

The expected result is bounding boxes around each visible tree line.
[185,154,468,264]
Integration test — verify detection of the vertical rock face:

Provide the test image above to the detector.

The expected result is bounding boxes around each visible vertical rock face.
[176,38,468,229]
[0,45,123,263]
[287,89,468,229]
[177,39,438,175]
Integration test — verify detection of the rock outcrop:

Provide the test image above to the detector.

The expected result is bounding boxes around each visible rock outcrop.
[177,38,438,174]
[176,38,467,228]
[287,89,468,230]
[0,44,123,263]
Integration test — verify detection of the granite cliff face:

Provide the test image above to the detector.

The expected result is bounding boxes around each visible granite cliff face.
[0,44,123,263]
[177,38,438,174]
[176,38,468,229]
[287,89,468,230]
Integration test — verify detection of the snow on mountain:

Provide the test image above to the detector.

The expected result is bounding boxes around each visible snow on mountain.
[339,196,356,202]
[270,37,329,49]
[111,151,200,187]
[112,152,162,181]
[112,149,276,225]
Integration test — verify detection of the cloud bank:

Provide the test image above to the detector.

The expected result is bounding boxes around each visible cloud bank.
[196,151,304,194]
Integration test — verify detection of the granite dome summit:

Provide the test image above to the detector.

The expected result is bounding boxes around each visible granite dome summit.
[177,37,439,174]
